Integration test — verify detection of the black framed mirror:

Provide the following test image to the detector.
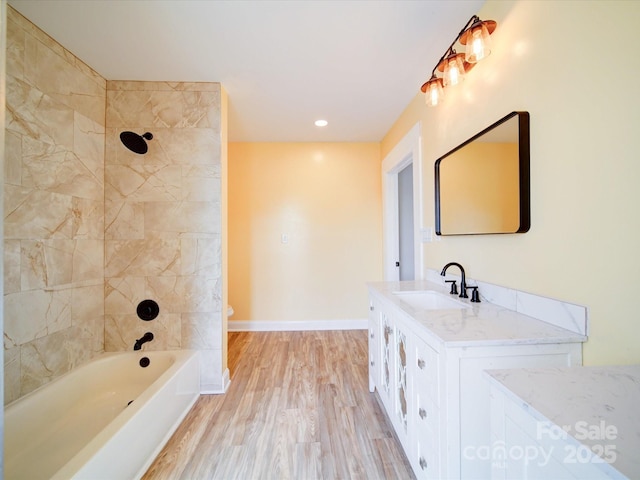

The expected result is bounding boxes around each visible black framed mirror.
[435,111,530,235]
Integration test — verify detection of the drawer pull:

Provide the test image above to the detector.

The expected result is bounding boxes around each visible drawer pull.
[370,332,375,339]
[417,358,426,369]
[419,407,427,419]
[419,457,427,470]
[370,305,374,311]
[370,360,375,367]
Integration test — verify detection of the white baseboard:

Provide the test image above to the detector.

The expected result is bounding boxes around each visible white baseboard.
[200,368,231,395]
[220,368,231,392]
[227,318,368,332]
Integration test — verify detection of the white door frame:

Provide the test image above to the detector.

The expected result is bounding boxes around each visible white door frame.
[382,123,424,281]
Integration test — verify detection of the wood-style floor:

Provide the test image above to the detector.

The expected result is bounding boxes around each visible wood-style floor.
[143,330,415,479]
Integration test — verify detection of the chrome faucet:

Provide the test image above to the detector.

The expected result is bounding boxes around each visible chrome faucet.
[133,332,154,351]
[440,262,468,298]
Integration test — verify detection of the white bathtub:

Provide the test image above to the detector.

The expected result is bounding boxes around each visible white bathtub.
[5,350,200,480]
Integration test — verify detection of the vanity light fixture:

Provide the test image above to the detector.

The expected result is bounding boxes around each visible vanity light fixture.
[314,119,328,127]
[420,15,497,107]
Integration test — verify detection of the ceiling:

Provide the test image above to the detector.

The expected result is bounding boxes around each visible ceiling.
[8,0,485,142]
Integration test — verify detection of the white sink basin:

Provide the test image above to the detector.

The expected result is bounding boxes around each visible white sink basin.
[392,290,469,310]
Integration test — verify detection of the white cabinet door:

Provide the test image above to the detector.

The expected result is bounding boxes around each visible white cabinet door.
[371,301,411,448]
[394,322,410,448]
[378,310,394,413]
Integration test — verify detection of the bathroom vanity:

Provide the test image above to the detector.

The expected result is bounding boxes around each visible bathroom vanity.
[367,275,587,480]
[486,365,640,479]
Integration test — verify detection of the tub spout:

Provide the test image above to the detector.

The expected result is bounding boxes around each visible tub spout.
[133,332,154,351]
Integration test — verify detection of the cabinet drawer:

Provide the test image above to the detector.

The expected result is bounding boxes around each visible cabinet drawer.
[415,419,440,480]
[413,337,439,404]
[368,323,378,365]
[415,394,438,433]
[368,322,379,390]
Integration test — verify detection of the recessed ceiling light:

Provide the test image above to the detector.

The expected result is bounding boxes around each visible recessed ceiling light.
[314,119,328,127]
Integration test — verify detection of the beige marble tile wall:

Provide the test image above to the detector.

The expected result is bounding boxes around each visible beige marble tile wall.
[3,7,106,404]
[105,81,224,392]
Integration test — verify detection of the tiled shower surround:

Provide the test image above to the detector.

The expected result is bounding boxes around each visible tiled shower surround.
[3,7,225,403]
[105,80,224,394]
[4,8,106,403]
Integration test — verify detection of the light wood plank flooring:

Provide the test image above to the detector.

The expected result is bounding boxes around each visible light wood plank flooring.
[143,330,415,479]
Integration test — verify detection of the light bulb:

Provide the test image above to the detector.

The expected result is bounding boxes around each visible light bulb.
[461,19,496,63]
[423,78,444,107]
[442,53,466,87]
[428,88,440,106]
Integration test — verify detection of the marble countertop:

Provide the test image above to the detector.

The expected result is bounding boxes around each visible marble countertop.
[485,365,640,479]
[367,280,587,348]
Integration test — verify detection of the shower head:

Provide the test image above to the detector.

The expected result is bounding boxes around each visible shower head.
[120,131,153,154]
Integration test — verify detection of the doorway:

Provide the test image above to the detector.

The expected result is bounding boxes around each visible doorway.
[397,163,414,281]
[382,123,423,281]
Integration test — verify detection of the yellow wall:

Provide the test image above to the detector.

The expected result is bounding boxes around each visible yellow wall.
[228,142,382,323]
[382,0,640,365]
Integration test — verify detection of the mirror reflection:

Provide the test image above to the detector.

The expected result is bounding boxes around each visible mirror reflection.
[435,111,530,235]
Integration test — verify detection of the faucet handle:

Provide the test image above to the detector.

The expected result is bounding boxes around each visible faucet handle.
[465,286,481,303]
[445,280,458,295]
